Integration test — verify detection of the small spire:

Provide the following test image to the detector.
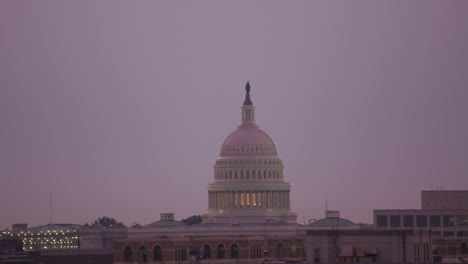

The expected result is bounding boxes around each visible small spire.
[243,81,253,105]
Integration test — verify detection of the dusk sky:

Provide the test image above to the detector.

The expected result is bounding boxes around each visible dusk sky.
[1,1,468,229]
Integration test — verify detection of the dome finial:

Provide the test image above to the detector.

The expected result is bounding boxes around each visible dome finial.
[243,81,253,105]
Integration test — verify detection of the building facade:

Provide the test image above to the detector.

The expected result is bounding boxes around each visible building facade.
[374,190,468,262]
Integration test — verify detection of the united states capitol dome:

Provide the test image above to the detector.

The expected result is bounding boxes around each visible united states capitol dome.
[203,82,297,224]
[220,127,277,156]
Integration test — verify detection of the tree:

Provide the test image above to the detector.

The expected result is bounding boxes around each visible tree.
[131,222,143,228]
[89,216,126,228]
[182,215,202,225]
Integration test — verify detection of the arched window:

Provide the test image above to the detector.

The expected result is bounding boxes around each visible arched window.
[231,244,239,259]
[203,244,211,259]
[276,243,285,258]
[124,246,132,262]
[461,242,468,255]
[138,245,147,262]
[290,242,297,257]
[217,244,225,259]
[153,245,162,262]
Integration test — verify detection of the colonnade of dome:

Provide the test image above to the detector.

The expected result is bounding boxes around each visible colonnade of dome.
[208,190,290,210]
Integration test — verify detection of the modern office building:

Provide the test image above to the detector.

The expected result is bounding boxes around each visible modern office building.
[374,190,468,262]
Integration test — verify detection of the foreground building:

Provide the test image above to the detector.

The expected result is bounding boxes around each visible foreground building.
[374,190,468,262]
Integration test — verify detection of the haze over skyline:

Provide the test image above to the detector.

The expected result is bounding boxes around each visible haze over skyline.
[1,1,468,230]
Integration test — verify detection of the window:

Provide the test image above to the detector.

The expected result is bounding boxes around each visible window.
[217,244,225,259]
[153,245,162,262]
[124,246,132,262]
[230,244,239,259]
[290,243,297,257]
[443,215,455,227]
[138,246,147,262]
[376,215,388,227]
[457,215,468,226]
[432,242,439,255]
[461,242,468,255]
[416,215,427,227]
[203,244,211,259]
[430,215,441,227]
[390,215,401,227]
[403,215,414,227]
[276,244,285,258]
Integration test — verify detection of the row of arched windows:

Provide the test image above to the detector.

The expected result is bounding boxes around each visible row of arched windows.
[215,168,283,180]
[123,245,162,262]
[197,243,239,259]
[221,145,276,155]
[217,159,281,166]
[123,242,305,262]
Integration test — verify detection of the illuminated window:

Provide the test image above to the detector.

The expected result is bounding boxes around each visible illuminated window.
[246,193,251,206]
[443,215,455,227]
[457,216,468,226]
[252,193,256,206]
[290,243,297,257]
[240,193,244,206]
[258,193,262,206]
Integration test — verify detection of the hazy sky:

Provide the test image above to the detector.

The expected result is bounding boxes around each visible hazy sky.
[1,1,468,229]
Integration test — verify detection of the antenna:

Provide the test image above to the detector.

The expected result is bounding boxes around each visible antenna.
[49,192,52,224]
[325,200,328,212]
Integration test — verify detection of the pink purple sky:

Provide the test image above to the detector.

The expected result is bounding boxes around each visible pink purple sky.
[1,1,468,229]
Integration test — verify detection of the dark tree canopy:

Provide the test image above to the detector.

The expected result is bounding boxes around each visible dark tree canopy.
[182,215,202,225]
[88,216,126,228]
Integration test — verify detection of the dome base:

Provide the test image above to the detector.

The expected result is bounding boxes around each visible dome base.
[202,209,297,225]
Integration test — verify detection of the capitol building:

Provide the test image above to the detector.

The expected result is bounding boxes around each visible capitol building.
[203,82,297,224]
[109,83,436,264]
